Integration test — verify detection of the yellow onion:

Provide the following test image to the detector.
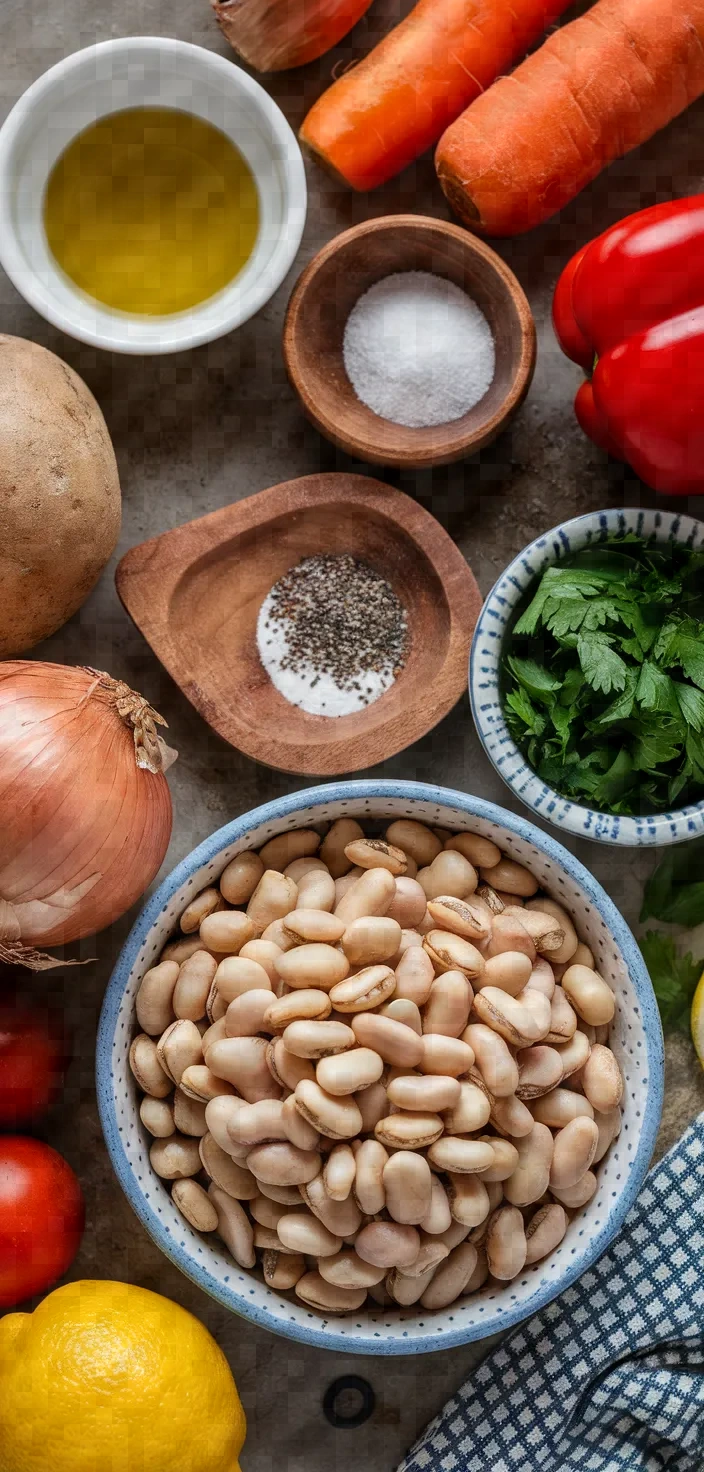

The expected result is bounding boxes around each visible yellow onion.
[0,662,174,964]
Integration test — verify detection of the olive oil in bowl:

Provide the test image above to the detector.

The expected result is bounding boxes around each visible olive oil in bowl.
[44,108,259,316]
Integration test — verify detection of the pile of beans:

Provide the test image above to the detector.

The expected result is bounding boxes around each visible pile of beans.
[129,817,623,1315]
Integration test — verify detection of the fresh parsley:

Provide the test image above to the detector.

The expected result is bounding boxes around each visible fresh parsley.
[639,931,704,1031]
[640,839,704,927]
[502,537,704,816]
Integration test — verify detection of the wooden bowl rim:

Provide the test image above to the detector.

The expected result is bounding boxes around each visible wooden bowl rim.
[116,472,482,775]
[283,214,536,468]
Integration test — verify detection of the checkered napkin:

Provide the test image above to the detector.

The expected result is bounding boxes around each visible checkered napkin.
[398,1114,704,1472]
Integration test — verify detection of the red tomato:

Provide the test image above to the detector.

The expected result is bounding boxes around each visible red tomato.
[0,997,69,1126]
[0,1136,85,1308]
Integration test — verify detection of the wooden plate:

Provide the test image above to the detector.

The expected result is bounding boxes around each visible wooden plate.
[115,474,481,775]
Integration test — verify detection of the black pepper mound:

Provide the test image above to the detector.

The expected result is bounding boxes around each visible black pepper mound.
[262,554,408,702]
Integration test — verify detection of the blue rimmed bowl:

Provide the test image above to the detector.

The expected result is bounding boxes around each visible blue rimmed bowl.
[470,507,704,847]
[97,780,662,1355]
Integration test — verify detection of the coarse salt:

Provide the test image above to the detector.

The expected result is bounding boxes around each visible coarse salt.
[343,270,495,429]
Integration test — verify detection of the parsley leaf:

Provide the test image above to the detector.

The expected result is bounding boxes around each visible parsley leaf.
[641,839,704,926]
[639,931,704,1031]
[505,656,560,703]
[671,633,704,691]
[635,663,678,715]
[577,633,628,694]
[676,684,704,731]
[501,535,704,816]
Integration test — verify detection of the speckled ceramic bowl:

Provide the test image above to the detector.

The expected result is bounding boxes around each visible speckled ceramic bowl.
[97,780,663,1355]
[470,507,704,846]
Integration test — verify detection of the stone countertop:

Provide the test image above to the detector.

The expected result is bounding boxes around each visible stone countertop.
[3,2,704,1467]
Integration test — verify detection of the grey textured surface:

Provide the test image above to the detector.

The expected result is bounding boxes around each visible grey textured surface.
[2,2,704,1468]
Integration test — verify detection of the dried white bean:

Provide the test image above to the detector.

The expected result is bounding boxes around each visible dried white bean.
[478,951,533,997]
[550,1117,599,1191]
[394,946,435,1006]
[445,832,501,867]
[219,851,265,905]
[266,1037,315,1090]
[386,877,430,929]
[200,911,255,955]
[209,1185,256,1267]
[351,1013,423,1068]
[582,1045,623,1112]
[504,1122,554,1206]
[172,1178,219,1232]
[330,965,396,1012]
[550,1170,598,1208]
[386,819,442,866]
[355,1220,420,1268]
[335,867,396,924]
[423,930,485,980]
[140,1095,174,1137]
[130,1034,172,1098]
[479,859,538,897]
[464,1023,518,1098]
[323,1142,356,1200]
[283,1019,356,1059]
[317,1047,384,1096]
[419,1033,474,1077]
[420,1242,479,1308]
[295,1079,363,1140]
[150,1133,202,1180]
[225,990,276,1038]
[561,965,615,1026]
[387,1073,460,1112]
[275,943,349,992]
[375,1111,444,1150]
[524,1202,568,1263]
[264,991,332,1030]
[295,1272,366,1313]
[486,1205,527,1280]
[320,818,365,877]
[207,1036,281,1102]
[419,851,477,901]
[136,961,179,1035]
[383,1151,432,1224]
[516,1046,565,1100]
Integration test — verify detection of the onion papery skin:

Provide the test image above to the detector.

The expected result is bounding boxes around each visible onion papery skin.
[0,662,173,946]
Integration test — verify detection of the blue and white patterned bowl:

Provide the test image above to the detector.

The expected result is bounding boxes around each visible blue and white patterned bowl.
[97,781,663,1355]
[469,507,704,846]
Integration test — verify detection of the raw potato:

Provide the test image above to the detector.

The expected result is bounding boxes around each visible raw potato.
[0,336,121,655]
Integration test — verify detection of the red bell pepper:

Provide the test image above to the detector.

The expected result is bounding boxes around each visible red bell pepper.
[552,195,704,496]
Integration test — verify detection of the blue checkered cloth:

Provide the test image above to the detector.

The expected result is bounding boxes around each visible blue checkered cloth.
[399,1114,704,1472]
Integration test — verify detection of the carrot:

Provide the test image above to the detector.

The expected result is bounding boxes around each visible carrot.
[299,0,574,191]
[211,0,374,72]
[436,0,704,236]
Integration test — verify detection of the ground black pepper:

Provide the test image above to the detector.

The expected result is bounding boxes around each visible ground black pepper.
[258,554,408,712]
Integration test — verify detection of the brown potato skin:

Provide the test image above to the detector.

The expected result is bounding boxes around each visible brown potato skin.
[0,335,121,655]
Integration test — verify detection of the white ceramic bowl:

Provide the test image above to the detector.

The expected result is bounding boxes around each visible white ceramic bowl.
[97,780,663,1355]
[470,507,704,846]
[0,38,306,354]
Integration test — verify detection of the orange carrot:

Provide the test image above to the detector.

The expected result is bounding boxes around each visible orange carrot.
[299,0,574,190]
[436,0,704,235]
[211,0,374,72]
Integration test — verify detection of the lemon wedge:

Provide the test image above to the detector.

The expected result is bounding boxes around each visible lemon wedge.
[690,969,704,1066]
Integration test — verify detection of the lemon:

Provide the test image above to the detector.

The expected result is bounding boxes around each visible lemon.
[690,968,704,1067]
[0,1280,245,1472]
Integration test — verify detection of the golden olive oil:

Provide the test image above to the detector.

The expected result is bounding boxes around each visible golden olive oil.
[44,107,259,315]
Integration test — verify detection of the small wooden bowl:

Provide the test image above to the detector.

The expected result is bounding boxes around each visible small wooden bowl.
[283,215,536,469]
[116,472,482,775]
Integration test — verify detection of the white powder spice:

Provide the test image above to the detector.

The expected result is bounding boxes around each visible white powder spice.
[343,270,495,429]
